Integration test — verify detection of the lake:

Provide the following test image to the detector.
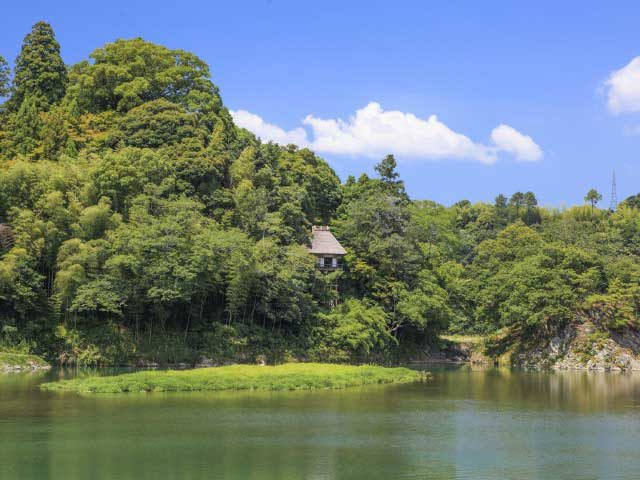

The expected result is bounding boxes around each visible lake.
[2,365,640,480]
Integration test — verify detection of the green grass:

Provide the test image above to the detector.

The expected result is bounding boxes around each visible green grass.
[41,363,424,394]
[0,352,49,371]
[440,334,485,345]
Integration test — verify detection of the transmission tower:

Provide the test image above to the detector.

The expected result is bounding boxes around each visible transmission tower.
[610,171,618,211]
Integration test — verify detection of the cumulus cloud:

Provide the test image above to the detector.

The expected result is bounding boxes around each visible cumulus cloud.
[231,102,543,164]
[604,57,640,114]
[490,124,543,162]
[230,109,309,146]
[302,103,498,163]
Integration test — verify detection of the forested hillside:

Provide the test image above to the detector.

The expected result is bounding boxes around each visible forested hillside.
[1,22,639,366]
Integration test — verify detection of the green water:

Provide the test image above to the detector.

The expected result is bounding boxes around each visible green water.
[2,366,640,480]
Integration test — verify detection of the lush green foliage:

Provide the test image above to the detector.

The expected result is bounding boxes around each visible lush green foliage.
[40,363,422,393]
[1,23,639,365]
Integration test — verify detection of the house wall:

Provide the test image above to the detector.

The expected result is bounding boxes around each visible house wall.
[315,255,343,269]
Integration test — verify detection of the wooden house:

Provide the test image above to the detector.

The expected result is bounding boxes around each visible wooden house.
[309,226,346,271]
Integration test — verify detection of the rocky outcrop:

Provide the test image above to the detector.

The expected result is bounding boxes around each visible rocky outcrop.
[403,338,496,364]
[513,322,640,371]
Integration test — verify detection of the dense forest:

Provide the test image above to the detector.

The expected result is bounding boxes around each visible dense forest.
[1,22,639,366]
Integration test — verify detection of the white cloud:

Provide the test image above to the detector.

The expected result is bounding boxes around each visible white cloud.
[230,109,309,146]
[231,102,543,164]
[302,102,498,163]
[604,57,640,114]
[490,124,543,162]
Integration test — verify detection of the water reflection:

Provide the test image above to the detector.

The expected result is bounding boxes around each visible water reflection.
[420,364,640,413]
[1,366,640,479]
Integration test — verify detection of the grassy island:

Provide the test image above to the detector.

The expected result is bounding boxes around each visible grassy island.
[0,352,50,372]
[41,363,423,393]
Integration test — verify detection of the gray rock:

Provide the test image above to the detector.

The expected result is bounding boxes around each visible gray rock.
[195,357,215,368]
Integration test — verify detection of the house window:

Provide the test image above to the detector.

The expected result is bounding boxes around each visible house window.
[316,256,343,269]
[319,257,334,268]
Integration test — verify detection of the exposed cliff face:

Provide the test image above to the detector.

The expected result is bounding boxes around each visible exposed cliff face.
[513,322,640,371]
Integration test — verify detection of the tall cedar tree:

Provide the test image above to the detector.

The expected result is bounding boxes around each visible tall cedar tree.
[12,21,67,110]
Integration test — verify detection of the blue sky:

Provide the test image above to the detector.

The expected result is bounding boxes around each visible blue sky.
[3,1,640,206]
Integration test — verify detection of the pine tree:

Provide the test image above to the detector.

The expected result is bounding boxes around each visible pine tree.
[12,21,67,110]
[375,154,400,183]
[584,189,602,215]
[374,154,407,199]
[509,192,525,215]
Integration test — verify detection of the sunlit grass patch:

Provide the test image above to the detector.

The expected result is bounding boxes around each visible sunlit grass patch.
[41,363,424,393]
[0,352,50,371]
[440,334,485,345]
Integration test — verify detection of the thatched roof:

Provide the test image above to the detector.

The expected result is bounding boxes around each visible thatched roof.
[309,226,346,255]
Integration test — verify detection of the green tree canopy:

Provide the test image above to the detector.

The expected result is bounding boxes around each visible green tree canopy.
[622,193,640,209]
[67,38,221,114]
[109,98,203,148]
